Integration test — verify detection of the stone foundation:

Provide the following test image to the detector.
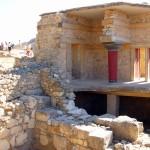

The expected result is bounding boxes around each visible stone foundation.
[0,57,149,150]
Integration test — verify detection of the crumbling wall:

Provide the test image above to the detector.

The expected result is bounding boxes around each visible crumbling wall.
[0,59,50,150]
[36,13,109,80]
[0,95,50,150]
[0,56,149,150]
[36,13,67,75]
[34,68,150,150]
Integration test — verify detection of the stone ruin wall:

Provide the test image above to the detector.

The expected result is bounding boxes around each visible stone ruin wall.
[37,11,149,82]
[62,14,108,80]
[33,67,150,150]
[1,7,150,150]
[0,57,150,149]
[130,13,150,44]
[0,59,51,150]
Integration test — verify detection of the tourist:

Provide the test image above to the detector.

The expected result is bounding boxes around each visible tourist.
[8,42,12,53]
[1,42,4,50]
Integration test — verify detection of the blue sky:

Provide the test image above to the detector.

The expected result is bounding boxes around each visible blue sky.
[0,0,149,44]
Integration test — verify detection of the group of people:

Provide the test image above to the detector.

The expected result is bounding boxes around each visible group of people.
[0,41,14,52]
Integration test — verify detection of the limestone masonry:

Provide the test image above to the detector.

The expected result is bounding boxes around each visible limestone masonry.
[0,2,150,150]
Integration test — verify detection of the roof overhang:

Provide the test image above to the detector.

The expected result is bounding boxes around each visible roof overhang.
[40,2,150,19]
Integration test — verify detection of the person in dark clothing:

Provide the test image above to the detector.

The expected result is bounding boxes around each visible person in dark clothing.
[8,42,12,53]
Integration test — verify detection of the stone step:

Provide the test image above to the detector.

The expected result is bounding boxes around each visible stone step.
[35,109,113,149]
[95,114,144,142]
[25,88,43,96]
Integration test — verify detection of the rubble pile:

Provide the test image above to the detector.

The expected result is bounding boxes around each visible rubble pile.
[0,57,149,150]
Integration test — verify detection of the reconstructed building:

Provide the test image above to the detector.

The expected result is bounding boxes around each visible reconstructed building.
[36,2,150,124]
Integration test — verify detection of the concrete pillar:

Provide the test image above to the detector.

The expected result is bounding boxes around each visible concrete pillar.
[134,48,140,80]
[145,48,150,81]
[107,94,119,116]
[108,50,118,82]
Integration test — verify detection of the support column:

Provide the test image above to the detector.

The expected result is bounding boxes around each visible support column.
[107,94,119,116]
[134,48,140,80]
[145,48,150,81]
[108,50,118,82]
[104,43,121,82]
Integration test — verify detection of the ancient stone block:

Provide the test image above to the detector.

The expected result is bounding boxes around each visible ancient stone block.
[53,135,68,150]
[88,128,113,150]
[111,116,143,142]
[36,111,49,122]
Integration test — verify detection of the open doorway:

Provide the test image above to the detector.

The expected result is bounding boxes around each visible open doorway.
[134,48,146,80]
[140,48,146,79]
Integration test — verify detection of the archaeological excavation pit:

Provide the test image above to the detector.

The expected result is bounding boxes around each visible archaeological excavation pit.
[119,96,150,130]
[74,91,107,115]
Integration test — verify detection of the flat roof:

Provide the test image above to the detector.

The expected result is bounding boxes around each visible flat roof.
[40,2,150,19]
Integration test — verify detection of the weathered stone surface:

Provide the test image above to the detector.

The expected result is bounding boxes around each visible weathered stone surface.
[0,128,9,139]
[28,119,35,128]
[40,134,49,146]
[88,128,113,150]
[95,113,116,127]
[36,111,49,122]
[9,136,16,147]
[6,118,18,128]
[10,126,22,135]
[111,116,143,142]
[0,139,10,150]
[0,108,5,116]
[136,133,150,147]
[16,131,28,146]
[114,143,124,150]
[23,96,38,109]
[53,135,68,150]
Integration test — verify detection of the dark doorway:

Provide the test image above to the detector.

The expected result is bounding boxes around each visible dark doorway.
[74,91,107,115]
[119,96,150,129]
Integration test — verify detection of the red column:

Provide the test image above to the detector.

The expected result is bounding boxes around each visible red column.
[108,50,118,82]
[134,48,140,80]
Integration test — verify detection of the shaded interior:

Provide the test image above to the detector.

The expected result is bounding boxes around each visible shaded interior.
[74,91,107,115]
[119,96,150,129]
